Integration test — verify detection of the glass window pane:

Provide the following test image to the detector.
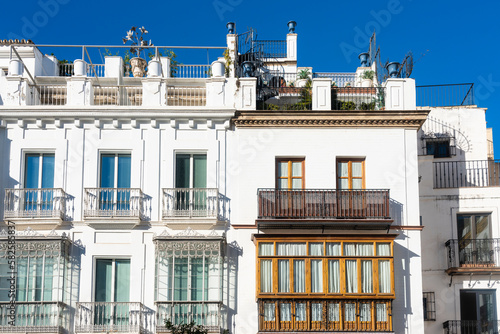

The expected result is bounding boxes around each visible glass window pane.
[277,243,307,256]
[260,260,272,293]
[345,260,358,293]
[344,243,356,256]
[376,303,388,322]
[357,243,374,256]
[328,260,340,293]
[114,259,130,302]
[293,260,305,293]
[291,178,302,189]
[278,260,290,293]
[309,243,323,256]
[25,154,40,188]
[41,154,55,188]
[264,303,275,321]
[279,162,288,177]
[291,162,302,177]
[279,179,288,189]
[352,179,362,189]
[475,215,490,239]
[352,162,362,177]
[312,303,322,321]
[95,259,113,302]
[117,154,131,188]
[328,303,340,321]
[339,162,348,177]
[175,154,190,188]
[457,215,472,240]
[295,303,306,321]
[311,260,323,293]
[377,243,391,256]
[280,303,291,321]
[100,154,115,188]
[339,179,349,190]
[360,303,371,322]
[174,258,189,300]
[326,243,341,256]
[361,260,373,293]
[379,260,391,293]
[345,303,356,321]
[190,258,207,301]
[259,243,274,256]
[193,154,207,188]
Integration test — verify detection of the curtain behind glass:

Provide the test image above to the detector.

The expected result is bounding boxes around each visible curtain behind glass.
[309,243,323,256]
[326,243,341,256]
[264,303,275,321]
[345,260,357,293]
[259,243,274,256]
[278,260,290,293]
[295,303,306,321]
[377,243,391,256]
[311,303,322,321]
[328,303,340,321]
[280,303,291,321]
[379,260,391,293]
[376,303,387,321]
[311,260,323,293]
[345,303,356,321]
[260,260,272,293]
[293,260,305,293]
[361,260,373,293]
[328,260,340,293]
[277,243,306,256]
[360,303,371,322]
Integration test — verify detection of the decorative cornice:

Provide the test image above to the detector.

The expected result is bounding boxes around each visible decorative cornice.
[233,110,429,129]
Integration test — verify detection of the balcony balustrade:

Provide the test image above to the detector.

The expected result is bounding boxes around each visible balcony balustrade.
[258,299,392,332]
[434,160,500,188]
[258,188,390,222]
[0,301,68,333]
[445,238,500,274]
[331,86,385,111]
[443,320,500,334]
[156,301,222,333]
[4,188,67,220]
[75,302,154,334]
[84,188,145,220]
[162,188,227,222]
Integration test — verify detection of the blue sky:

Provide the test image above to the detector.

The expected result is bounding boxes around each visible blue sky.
[2,0,499,158]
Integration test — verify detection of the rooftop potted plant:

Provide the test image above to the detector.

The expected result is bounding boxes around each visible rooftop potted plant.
[296,69,311,87]
[361,70,375,87]
[123,26,153,77]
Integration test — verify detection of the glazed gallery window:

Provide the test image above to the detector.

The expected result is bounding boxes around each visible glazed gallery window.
[337,159,364,190]
[457,214,492,266]
[276,158,304,189]
[24,153,55,211]
[257,240,393,296]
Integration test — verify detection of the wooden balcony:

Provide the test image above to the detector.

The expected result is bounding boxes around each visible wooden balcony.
[257,189,391,229]
[445,238,500,275]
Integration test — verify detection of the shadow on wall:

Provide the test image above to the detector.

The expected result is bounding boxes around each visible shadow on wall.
[226,240,243,334]
[393,236,421,333]
[0,131,14,224]
[390,198,403,226]
[67,239,84,332]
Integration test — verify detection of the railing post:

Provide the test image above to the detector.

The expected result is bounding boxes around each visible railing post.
[312,78,332,111]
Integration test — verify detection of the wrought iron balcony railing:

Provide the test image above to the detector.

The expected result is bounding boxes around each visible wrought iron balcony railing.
[443,320,500,334]
[75,302,154,334]
[84,188,145,219]
[258,299,392,332]
[445,238,500,271]
[4,188,67,220]
[258,189,390,220]
[156,301,222,333]
[0,301,69,333]
[434,160,500,188]
[331,87,385,111]
[162,188,228,221]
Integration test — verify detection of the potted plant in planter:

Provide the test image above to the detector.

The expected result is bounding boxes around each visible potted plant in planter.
[361,70,375,87]
[123,26,153,77]
[296,69,311,87]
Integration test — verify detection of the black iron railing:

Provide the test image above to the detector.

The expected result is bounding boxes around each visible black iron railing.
[445,239,500,269]
[263,87,312,110]
[254,40,287,58]
[416,83,475,107]
[331,87,385,111]
[443,320,500,334]
[258,189,390,219]
[434,160,500,188]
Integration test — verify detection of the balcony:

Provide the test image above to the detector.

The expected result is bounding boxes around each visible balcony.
[257,189,391,229]
[443,320,500,334]
[84,188,147,226]
[434,160,500,188]
[162,188,228,226]
[75,302,154,334]
[331,86,385,111]
[445,239,500,275]
[0,301,68,333]
[156,301,222,333]
[258,299,392,333]
[4,188,67,226]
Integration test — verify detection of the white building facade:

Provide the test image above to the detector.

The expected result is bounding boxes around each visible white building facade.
[0,23,483,334]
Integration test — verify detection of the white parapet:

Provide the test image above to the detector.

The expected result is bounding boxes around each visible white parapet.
[142,78,162,106]
[226,34,236,78]
[160,57,171,78]
[312,78,332,111]
[384,78,416,110]
[3,76,27,106]
[237,77,257,110]
[286,33,297,61]
[105,56,124,78]
[67,77,92,106]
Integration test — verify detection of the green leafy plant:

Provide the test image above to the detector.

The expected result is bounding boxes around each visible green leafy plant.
[297,69,310,80]
[147,49,180,77]
[360,101,376,110]
[341,101,356,110]
[164,320,208,334]
[223,49,232,77]
[361,70,375,80]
